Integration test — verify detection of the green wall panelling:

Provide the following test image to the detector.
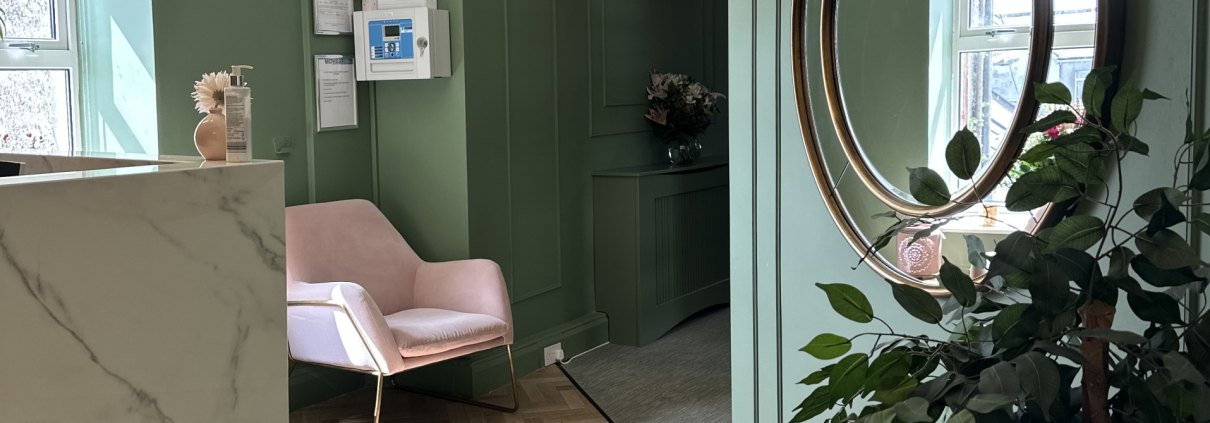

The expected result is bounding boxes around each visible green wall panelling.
[152,0,311,206]
[299,0,376,204]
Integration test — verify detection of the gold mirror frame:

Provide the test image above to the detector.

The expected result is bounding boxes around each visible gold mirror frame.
[793,0,1126,294]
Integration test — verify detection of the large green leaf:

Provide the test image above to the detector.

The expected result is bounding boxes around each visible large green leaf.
[946,128,982,180]
[908,167,952,206]
[1013,352,1060,419]
[1042,215,1105,253]
[830,353,870,401]
[790,386,833,422]
[1108,246,1136,279]
[1029,257,1072,316]
[993,304,1040,350]
[1053,248,1114,304]
[1142,88,1169,100]
[1055,143,1105,186]
[893,397,931,423]
[948,410,975,423]
[1034,82,1073,105]
[1004,167,1080,212]
[992,231,1038,272]
[891,283,943,324]
[1127,291,1183,324]
[1162,351,1205,385]
[1118,134,1151,156]
[1133,187,1186,220]
[802,333,852,360]
[1135,229,1200,270]
[871,375,917,404]
[865,351,908,392]
[1050,126,1101,147]
[1076,328,1149,344]
[967,394,1016,414]
[1148,195,1186,236]
[1082,65,1116,117]
[1022,110,1078,134]
[1191,160,1210,191]
[1131,255,1205,287]
[817,283,875,323]
[799,365,833,386]
[1166,385,1194,419]
[938,258,978,307]
[1186,314,1210,375]
[964,234,988,269]
[979,362,1020,397]
[1019,143,1059,163]
[1111,78,1144,133]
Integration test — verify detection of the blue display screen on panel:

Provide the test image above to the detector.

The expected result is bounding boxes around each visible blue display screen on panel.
[368,19,414,60]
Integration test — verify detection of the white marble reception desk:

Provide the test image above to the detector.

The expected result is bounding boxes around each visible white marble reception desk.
[0,152,287,422]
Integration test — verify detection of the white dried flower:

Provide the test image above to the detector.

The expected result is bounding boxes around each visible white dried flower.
[192,71,231,114]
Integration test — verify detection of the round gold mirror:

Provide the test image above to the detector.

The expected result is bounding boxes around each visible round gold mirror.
[793,0,1123,293]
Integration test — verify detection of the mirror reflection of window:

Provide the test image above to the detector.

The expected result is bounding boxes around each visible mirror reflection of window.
[946,0,1097,235]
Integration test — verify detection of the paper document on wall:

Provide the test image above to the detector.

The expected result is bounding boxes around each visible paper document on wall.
[315,56,358,131]
[315,0,353,34]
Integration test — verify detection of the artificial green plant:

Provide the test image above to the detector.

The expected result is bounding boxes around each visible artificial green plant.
[793,66,1210,423]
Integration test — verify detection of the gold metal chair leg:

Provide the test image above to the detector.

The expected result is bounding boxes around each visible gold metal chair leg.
[373,373,384,423]
[390,345,519,413]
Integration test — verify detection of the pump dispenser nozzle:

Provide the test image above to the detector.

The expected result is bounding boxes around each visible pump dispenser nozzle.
[229,65,253,86]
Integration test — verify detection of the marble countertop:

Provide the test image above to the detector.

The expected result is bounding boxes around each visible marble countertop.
[0,151,279,187]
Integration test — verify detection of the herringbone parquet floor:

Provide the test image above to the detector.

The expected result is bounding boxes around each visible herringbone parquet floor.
[290,365,610,423]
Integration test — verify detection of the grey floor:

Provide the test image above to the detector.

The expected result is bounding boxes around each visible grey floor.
[562,306,731,423]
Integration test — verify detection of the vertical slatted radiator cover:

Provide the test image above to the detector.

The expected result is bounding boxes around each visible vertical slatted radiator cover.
[654,185,730,305]
[592,157,730,346]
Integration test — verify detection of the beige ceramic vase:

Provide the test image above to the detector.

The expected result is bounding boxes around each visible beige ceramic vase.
[194,108,227,161]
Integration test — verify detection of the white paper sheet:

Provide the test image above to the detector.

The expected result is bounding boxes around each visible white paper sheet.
[314,0,353,34]
[315,56,358,131]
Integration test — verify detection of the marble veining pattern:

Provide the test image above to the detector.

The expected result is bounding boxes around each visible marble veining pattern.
[0,159,287,422]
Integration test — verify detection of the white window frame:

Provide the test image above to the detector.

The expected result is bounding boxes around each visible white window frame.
[0,0,81,153]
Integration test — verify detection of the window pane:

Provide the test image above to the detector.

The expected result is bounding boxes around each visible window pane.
[0,70,71,154]
[958,49,1029,160]
[969,0,1096,30]
[0,0,54,40]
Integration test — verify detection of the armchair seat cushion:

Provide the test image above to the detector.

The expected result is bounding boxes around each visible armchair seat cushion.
[384,308,509,357]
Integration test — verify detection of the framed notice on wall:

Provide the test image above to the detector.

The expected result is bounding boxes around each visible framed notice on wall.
[315,55,358,131]
[314,0,354,35]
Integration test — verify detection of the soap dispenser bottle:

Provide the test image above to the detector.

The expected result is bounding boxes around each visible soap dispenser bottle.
[224,65,254,163]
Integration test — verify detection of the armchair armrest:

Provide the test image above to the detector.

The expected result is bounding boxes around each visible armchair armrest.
[414,259,514,343]
[287,282,407,375]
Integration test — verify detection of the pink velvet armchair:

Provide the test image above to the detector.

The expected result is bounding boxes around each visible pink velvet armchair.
[285,200,515,421]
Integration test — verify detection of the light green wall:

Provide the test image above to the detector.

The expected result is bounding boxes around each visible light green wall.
[79,0,158,155]
[730,0,1205,422]
[152,0,309,205]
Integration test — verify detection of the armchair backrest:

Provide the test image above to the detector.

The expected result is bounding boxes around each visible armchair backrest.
[286,199,422,315]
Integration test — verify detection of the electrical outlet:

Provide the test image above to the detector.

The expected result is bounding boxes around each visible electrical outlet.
[543,343,563,366]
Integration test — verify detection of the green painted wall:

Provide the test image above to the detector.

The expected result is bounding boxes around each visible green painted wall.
[78,0,158,155]
[375,0,470,262]
[730,0,1206,422]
